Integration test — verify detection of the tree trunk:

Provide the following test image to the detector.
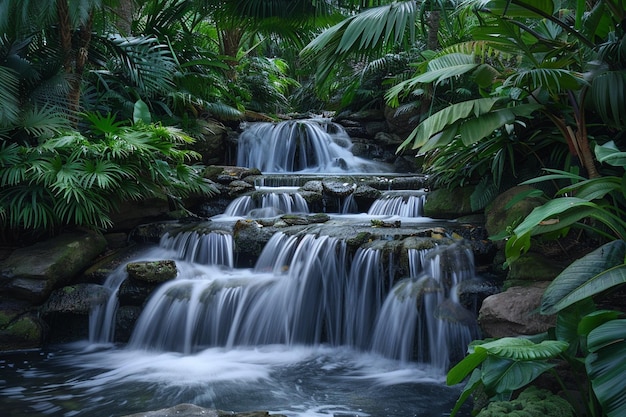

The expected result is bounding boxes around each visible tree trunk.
[115,0,134,36]
[219,26,244,81]
[57,0,73,73]
[420,11,441,117]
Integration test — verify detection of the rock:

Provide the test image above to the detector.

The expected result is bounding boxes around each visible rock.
[121,403,286,417]
[0,313,46,350]
[393,156,418,173]
[374,131,403,146]
[364,121,388,137]
[321,181,356,197]
[0,231,107,304]
[478,282,556,338]
[233,220,275,268]
[41,284,111,314]
[423,186,476,219]
[118,278,157,306]
[40,283,111,343]
[384,104,420,135]
[115,305,142,342]
[188,122,227,165]
[506,253,565,286]
[353,184,382,201]
[301,180,323,193]
[228,180,255,197]
[110,197,172,231]
[484,185,544,238]
[126,260,178,284]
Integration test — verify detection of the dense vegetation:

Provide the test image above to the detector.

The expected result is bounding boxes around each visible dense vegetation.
[1,1,625,416]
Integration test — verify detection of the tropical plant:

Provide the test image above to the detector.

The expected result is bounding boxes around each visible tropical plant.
[395,0,626,180]
[505,141,626,264]
[447,240,626,417]
[0,102,217,242]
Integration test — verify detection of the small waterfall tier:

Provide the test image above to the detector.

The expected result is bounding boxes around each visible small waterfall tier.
[236,118,390,173]
[110,231,479,374]
[223,187,309,218]
[371,243,480,369]
[89,230,235,344]
[368,190,427,217]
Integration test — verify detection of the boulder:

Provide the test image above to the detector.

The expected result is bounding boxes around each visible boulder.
[0,231,107,304]
[478,282,556,338]
[506,252,565,287]
[126,260,178,284]
[40,283,111,343]
[0,299,47,350]
[0,312,46,350]
[484,185,544,238]
[423,186,476,219]
[228,180,255,197]
[322,181,356,197]
[41,284,111,314]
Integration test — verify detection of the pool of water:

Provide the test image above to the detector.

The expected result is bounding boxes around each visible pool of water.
[0,342,471,417]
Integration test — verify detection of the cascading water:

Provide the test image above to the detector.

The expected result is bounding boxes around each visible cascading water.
[236,119,390,173]
[223,189,310,218]
[368,192,427,217]
[89,230,234,344]
[1,118,479,417]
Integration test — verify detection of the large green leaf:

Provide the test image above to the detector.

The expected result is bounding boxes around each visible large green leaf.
[595,141,626,168]
[586,319,626,417]
[480,356,557,394]
[399,97,502,150]
[476,337,568,361]
[541,240,626,315]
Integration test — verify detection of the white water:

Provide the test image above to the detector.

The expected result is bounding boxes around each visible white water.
[237,119,390,173]
[1,119,478,417]
[368,192,427,217]
[224,192,310,217]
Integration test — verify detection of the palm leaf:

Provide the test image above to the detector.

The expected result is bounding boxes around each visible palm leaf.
[399,97,503,150]
[586,319,626,417]
[588,71,626,130]
[540,240,626,315]
[0,66,20,127]
[19,105,71,138]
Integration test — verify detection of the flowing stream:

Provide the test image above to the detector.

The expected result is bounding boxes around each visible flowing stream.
[0,119,477,417]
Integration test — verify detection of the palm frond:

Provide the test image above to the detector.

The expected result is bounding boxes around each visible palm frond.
[19,105,71,138]
[0,66,20,127]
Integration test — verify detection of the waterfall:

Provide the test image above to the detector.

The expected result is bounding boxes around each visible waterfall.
[370,244,479,370]
[223,192,310,217]
[236,119,389,173]
[113,232,478,370]
[368,192,427,217]
[89,231,235,344]
[160,230,234,267]
[128,233,350,352]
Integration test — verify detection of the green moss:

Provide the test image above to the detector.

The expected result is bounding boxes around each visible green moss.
[476,387,575,417]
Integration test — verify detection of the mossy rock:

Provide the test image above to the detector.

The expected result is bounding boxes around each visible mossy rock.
[506,252,565,287]
[126,260,178,284]
[485,185,544,238]
[476,386,575,417]
[423,186,476,219]
[0,313,46,350]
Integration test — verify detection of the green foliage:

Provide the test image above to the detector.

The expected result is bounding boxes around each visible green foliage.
[237,56,301,114]
[476,386,575,417]
[505,142,626,264]
[0,111,217,235]
[540,240,626,315]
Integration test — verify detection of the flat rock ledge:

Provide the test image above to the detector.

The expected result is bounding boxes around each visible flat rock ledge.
[121,403,286,417]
